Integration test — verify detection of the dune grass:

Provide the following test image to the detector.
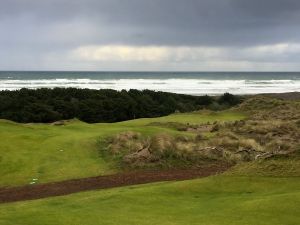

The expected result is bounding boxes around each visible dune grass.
[227,157,300,177]
[0,111,244,187]
[0,174,299,225]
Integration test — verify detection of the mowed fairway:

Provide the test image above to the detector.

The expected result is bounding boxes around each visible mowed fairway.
[0,111,244,187]
[0,175,299,225]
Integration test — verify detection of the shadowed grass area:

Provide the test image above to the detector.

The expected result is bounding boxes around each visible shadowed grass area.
[0,111,245,187]
[0,175,299,225]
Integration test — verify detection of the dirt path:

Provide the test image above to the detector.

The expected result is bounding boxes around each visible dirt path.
[0,164,230,204]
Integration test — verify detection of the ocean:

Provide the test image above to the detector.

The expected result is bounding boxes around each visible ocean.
[0,71,299,95]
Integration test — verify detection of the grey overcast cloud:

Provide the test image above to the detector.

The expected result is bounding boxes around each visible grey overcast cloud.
[1,0,300,71]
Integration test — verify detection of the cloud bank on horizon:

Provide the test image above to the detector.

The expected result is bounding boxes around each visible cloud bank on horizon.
[1,0,300,71]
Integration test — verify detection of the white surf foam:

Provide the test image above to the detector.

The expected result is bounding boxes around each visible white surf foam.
[0,78,299,95]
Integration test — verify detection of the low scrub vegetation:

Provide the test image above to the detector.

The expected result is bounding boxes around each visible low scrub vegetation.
[99,131,227,169]
[0,88,241,123]
[99,96,300,169]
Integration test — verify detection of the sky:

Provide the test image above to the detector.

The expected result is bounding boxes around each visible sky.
[1,0,300,71]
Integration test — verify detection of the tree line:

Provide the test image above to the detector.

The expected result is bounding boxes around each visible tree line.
[0,88,241,123]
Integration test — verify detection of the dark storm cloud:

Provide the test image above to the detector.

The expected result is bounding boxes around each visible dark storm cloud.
[2,0,300,46]
[1,0,300,70]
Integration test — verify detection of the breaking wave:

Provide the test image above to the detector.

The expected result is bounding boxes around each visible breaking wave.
[0,78,299,95]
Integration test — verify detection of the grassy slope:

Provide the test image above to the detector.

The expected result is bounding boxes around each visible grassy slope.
[0,111,244,187]
[0,175,299,225]
[0,109,299,225]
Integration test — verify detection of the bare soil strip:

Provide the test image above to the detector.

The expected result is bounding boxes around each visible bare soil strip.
[0,164,230,204]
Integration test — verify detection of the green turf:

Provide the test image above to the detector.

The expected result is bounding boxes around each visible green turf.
[0,175,299,225]
[118,110,243,126]
[1,109,299,225]
[0,111,245,187]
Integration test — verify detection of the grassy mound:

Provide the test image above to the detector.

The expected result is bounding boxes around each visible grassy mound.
[237,96,300,120]
[0,111,244,187]
[99,97,300,170]
[100,131,225,169]
[228,151,300,177]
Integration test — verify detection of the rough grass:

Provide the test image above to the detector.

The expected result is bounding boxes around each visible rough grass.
[237,96,300,121]
[0,174,299,225]
[228,155,300,177]
[0,111,244,187]
[101,131,229,170]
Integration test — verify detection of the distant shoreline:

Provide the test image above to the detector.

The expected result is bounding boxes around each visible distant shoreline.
[0,71,299,95]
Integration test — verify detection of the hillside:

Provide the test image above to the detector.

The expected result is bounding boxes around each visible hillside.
[0,95,299,225]
[0,111,243,187]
